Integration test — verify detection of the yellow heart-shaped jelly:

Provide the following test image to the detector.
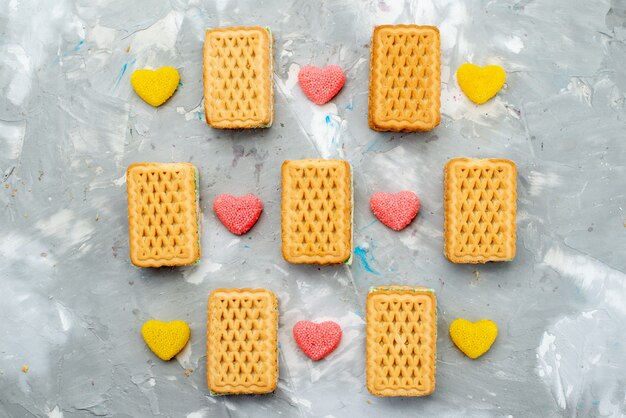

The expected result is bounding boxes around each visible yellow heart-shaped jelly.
[449,318,498,359]
[456,63,505,104]
[130,66,180,107]
[141,320,190,361]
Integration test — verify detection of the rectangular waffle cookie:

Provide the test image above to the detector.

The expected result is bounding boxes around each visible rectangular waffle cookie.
[444,158,517,263]
[203,26,274,129]
[366,286,437,397]
[126,162,201,268]
[368,25,440,132]
[281,159,352,265]
[207,288,278,395]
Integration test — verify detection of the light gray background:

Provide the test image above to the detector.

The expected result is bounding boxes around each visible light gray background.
[1,0,625,417]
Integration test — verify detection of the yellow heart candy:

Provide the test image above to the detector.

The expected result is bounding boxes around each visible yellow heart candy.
[141,320,190,361]
[449,318,498,359]
[456,63,506,104]
[130,66,180,107]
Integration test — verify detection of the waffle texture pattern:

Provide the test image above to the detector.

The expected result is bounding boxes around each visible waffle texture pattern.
[207,288,278,395]
[203,27,273,129]
[444,158,517,263]
[281,159,352,265]
[126,163,200,268]
[366,286,437,397]
[368,25,440,132]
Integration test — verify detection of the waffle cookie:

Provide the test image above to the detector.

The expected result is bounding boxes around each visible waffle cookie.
[368,25,440,132]
[366,286,437,397]
[444,158,517,264]
[126,163,201,268]
[203,26,273,129]
[207,288,278,395]
[281,159,352,265]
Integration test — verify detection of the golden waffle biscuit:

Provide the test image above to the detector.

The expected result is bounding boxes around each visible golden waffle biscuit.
[126,163,201,268]
[203,26,273,129]
[366,286,437,397]
[444,158,517,263]
[207,288,278,395]
[281,159,352,265]
[368,25,440,132]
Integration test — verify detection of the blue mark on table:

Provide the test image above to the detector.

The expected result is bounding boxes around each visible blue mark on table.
[354,246,380,275]
[114,63,128,89]
[359,219,377,232]
[325,114,339,144]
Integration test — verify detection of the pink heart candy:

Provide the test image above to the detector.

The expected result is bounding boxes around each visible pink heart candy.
[213,194,262,235]
[370,191,420,231]
[298,65,345,105]
[293,320,342,361]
